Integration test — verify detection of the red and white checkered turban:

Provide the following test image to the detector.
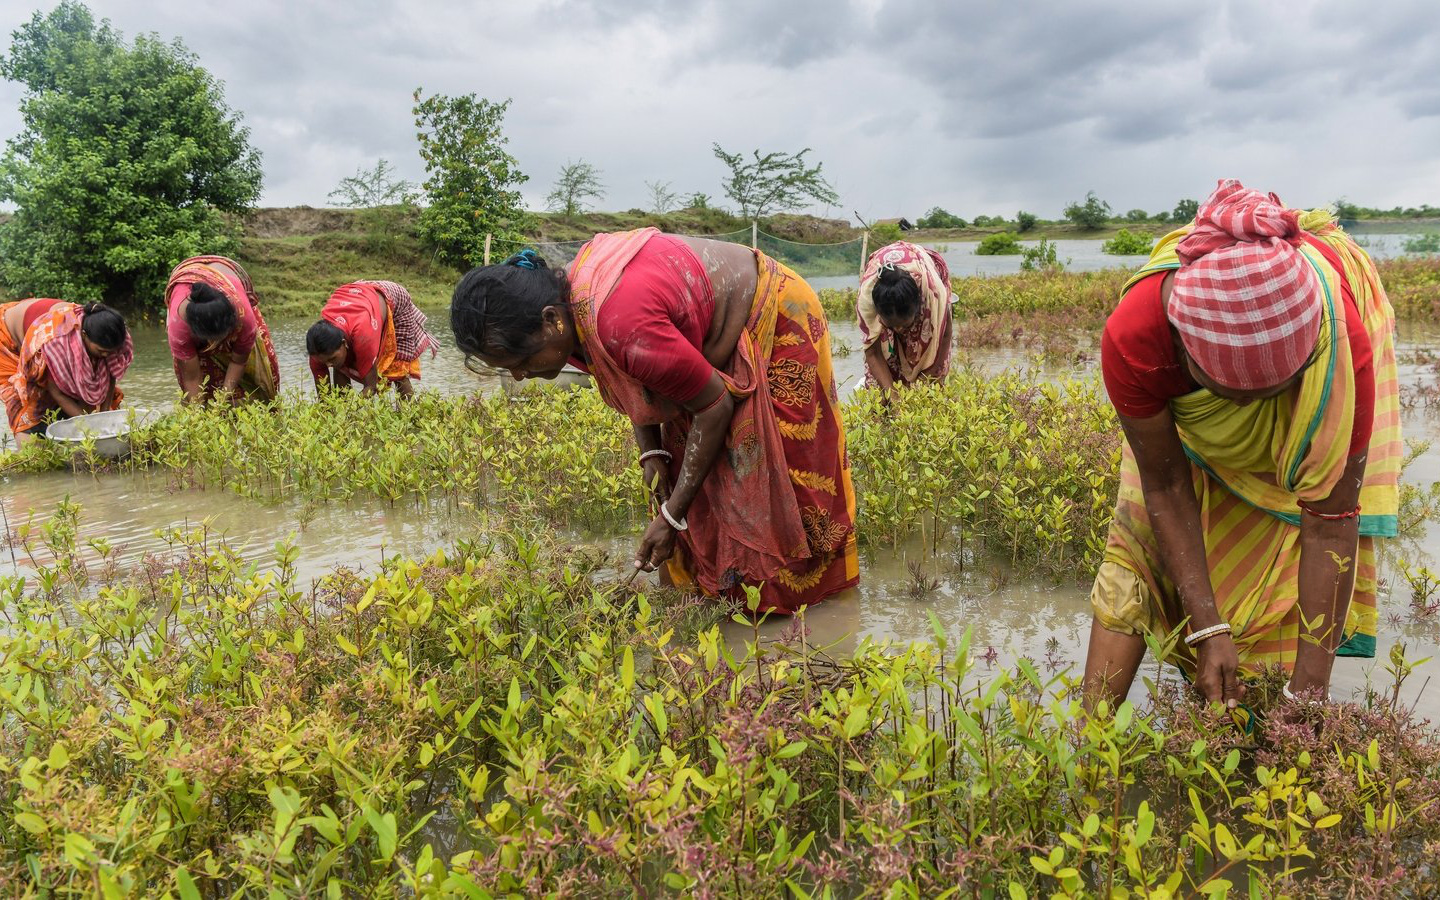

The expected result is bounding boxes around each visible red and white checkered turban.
[1169,179,1322,391]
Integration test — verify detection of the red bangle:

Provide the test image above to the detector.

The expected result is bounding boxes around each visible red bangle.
[1298,501,1361,520]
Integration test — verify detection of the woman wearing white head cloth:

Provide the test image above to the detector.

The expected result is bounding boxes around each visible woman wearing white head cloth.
[856,241,954,404]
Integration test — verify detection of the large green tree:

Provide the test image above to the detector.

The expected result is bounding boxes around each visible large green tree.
[412,89,531,269]
[0,2,262,305]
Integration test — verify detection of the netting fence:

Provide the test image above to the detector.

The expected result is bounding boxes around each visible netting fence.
[488,226,867,280]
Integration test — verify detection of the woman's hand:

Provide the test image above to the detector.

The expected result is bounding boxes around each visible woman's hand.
[633,514,677,573]
[641,457,671,508]
[1194,634,1245,708]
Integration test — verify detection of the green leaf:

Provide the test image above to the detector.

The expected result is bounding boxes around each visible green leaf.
[364,807,398,860]
[175,867,201,900]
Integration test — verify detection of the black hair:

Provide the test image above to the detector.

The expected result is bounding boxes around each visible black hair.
[80,302,127,350]
[450,251,569,360]
[306,320,345,356]
[872,267,922,324]
[184,282,238,342]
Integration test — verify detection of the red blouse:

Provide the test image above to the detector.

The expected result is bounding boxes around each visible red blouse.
[1101,235,1374,458]
[578,234,717,404]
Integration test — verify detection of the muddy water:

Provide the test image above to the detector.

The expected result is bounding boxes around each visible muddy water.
[2,316,1439,718]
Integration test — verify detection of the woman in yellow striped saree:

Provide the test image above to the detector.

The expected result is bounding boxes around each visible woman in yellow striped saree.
[1084,179,1400,710]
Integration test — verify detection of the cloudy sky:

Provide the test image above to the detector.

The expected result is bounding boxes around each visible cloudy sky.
[1,0,1437,221]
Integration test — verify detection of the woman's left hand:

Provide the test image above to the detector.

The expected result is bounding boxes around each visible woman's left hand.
[633,514,677,572]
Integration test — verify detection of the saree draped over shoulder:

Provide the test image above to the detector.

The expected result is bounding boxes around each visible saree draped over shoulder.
[570,228,859,614]
[2,302,131,434]
[1091,209,1401,672]
[857,241,953,386]
[316,281,436,383]
[166,256,279,400]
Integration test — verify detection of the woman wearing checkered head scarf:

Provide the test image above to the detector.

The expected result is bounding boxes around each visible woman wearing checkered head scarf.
[1083,179,1401,714]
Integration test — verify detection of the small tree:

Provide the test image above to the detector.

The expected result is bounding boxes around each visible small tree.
[1172,198,1199,223]
[413,89,531,269]
[1063,192,1112,229]
[712,144,839,220]
[1124,208,1149,223]
[971,214,999,228]
[1016,211,1038,232]
[545,160,604,219]
[328,159,418,258]
[918,207,966,229]
[646,180,679,215]
[0,1,262,304]
[328,158,415,208]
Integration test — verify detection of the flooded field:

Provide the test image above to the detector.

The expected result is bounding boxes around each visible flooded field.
[5,319,1439,719]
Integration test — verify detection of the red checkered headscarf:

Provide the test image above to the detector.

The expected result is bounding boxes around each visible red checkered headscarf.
[1169,179,1322,391]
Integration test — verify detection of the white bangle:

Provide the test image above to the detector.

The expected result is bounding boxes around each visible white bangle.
[639,449,672,465]
[1282,682,1331,705]
[660,502,688,531]
[1183,622,1232,647]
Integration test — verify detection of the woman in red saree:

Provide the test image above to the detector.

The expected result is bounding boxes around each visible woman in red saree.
[857,241,954,403]
[306,280,437,398]
[165,256,279,403]
[1,299,133,447]
[450,230,859,614]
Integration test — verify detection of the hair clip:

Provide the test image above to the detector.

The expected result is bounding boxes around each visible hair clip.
[509,249,541,270]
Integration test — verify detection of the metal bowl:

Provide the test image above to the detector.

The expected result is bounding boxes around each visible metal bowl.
[43,408,162,459]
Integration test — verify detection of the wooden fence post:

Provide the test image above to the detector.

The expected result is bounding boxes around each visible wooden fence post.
[483,233,493,266]
[751,220,758,249]
[859,231,869,274]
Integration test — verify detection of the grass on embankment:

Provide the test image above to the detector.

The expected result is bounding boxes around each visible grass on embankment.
[234,206,867,316]
[237,231,462,317]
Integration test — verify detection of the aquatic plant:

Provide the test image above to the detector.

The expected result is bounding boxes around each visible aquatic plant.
[2,506,1438,895]
[5,372,1126,576]
[1100,227,1154,256]
[1020,237,1064,272]
[975,232,1023,256]
[845,372,1120,572]
[1403,231,1440,255]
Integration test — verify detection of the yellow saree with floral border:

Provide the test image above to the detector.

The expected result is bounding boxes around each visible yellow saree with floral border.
[1092,209,1400,671]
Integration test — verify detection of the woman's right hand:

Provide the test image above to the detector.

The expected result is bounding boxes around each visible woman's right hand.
[1194,634,1245,708]
[641,457,671,508]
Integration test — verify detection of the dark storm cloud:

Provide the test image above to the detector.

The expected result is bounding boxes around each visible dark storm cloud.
[0,0,1435,216]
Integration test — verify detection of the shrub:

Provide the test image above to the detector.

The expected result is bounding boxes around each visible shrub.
[1101,227,1154,255]
[868,222,904,247]
[3,503,1438,896]
[971,214,999,228]
[1021,237,1065,271]
[1404,232,1440,254]
[1016,210,1038,232]
[1064,191,1112,229]
[1124,208,1149,222]
[976,231,1023,255]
